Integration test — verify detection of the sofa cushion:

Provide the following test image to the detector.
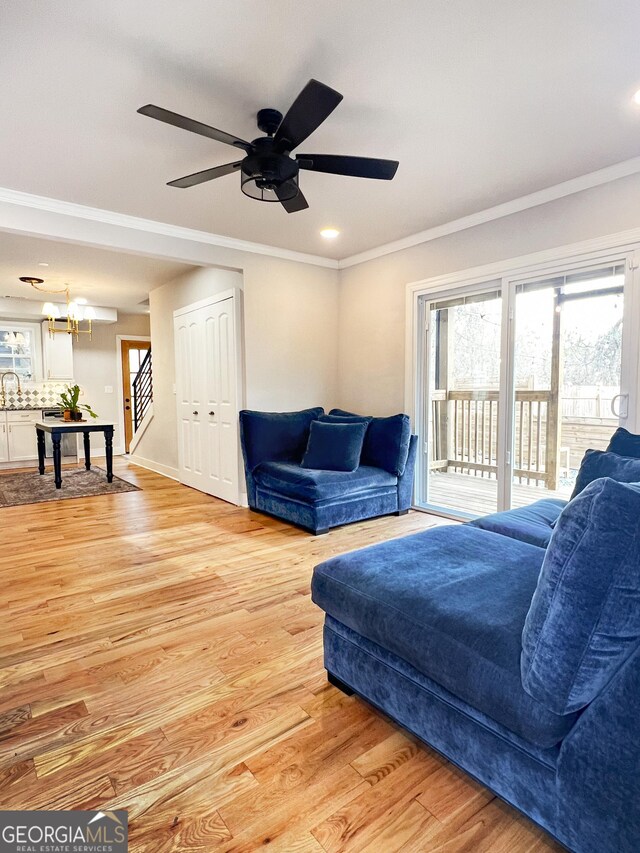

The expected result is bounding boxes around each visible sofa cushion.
[607,426,640,459]
[319,413,373,427]
[329,409,412,476]
[470,498,567,548]
[255,461,397,504]
[571,448,640,498]
[522,478,640,715]
[312,524,576,747]
[239,407,324,471]
[301,421,367,472]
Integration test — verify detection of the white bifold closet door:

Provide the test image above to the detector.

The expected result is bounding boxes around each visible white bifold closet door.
[174,294,240,504]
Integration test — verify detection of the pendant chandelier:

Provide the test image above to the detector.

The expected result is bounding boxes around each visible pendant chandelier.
[20,277,95,341]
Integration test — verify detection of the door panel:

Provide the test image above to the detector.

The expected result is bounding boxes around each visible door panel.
[509,264,625,507]
[174,296,239,503]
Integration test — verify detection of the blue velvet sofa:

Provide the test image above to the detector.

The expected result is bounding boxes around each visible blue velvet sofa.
[311,449,640,852]
[239,407,417,534]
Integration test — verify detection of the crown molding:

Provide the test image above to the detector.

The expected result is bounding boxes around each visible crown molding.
[0,187,339,270]
[2,154,640,274]
[338,155,640,269]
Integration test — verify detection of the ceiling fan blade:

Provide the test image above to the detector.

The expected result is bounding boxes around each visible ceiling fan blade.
[167,161,243,188]
[274,80,343,152]
[276,185,309,213]
[138,104,252,152]
[296,154,399,180]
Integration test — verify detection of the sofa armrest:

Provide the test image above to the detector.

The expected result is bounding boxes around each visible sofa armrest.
[397,434,418,510]
[239,408,324,506]
[555,643,640,853]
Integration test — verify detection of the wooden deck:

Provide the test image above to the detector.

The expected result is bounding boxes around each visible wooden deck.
[0,458,562,852]
[427,469,572,516]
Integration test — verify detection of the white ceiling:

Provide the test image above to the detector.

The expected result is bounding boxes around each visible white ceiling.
[0,232,194,311]
[1,1,640,259]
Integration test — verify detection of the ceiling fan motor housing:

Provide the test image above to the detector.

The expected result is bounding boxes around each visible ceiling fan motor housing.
[241,136,300,201]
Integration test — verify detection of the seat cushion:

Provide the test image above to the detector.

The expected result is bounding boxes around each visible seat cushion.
[312,524,576,747]
[522,478,640,715]
[301,421,367,472]
[470,498,567,548]
[607,426,640,459]
[329,409,412,476]
[571,448,640,498]
[255,461,397,504]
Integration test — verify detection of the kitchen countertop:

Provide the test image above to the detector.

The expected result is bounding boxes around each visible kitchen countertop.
[0,406,60,412]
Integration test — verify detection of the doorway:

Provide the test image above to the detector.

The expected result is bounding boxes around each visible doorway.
[120,338,151,452]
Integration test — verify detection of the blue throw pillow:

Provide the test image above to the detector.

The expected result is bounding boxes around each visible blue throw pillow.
[521,478,640,715]
[607,427,640,459]
[571,449,640,498]
[329,409,412,476]
[319,413,373,426]
[301,421,367,472]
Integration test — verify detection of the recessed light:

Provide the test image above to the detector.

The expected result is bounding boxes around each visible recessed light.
[38,262,49,267]
[633,89,640,105]
[320,228,340,239]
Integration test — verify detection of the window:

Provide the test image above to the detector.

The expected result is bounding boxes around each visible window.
[0,323,42,380]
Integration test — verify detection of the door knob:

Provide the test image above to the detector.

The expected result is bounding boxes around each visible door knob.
[125,405,130,411]
[193,411,199,415]
[209,411,215,416]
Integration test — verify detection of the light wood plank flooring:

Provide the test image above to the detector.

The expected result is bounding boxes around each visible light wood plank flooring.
[0,459,562,852]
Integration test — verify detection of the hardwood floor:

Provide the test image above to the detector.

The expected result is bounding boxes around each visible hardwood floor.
[0,459,562,852]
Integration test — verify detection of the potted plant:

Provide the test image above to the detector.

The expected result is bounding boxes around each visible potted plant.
[58,385,98,422]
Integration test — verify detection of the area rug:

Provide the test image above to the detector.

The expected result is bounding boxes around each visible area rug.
[0,467,140,507]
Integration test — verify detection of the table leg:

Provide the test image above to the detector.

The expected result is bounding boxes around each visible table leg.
[105,427,114,483]
[83,431,91,470]
[52,433,62,489]
[36,427,45,475]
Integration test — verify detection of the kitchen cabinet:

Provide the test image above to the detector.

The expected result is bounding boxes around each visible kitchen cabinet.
[5,410,42,462]
[42,321,74,380]
[0,417,8,462]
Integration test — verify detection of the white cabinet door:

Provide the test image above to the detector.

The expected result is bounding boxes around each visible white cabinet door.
[0,417,8,462]
[201,299,239,504]
[42,321,74,380]
[174,295,239,503]
[8,422,39,461]
[174,311,206,492]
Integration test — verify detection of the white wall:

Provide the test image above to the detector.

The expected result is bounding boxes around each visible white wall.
[134,259,339,473]
[73,313,150,453]
[338,171,640,415]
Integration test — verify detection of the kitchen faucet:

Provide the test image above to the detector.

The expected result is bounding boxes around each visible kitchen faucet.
[0,371,22,408]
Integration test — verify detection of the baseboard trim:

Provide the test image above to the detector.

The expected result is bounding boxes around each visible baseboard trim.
[128,454,180,481]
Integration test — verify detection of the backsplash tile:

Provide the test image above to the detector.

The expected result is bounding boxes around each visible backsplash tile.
[1,382,68,410]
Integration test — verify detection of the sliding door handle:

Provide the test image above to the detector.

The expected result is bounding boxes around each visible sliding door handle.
[611,393,629,419]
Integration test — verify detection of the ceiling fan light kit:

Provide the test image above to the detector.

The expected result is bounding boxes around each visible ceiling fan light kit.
[138,79,399,214]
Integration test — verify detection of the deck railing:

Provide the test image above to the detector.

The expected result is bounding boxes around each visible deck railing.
[430,389,555,486]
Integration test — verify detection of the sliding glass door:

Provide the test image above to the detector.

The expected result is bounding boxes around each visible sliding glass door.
[509,263,626,507]
[416,251,637,518]
[421,286,503,516]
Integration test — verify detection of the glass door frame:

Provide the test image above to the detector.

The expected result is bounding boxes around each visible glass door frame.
[412,245,639,519]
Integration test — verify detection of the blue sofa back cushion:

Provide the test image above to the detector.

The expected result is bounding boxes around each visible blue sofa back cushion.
[521,477,640,715]
[571,448,640,499]
[607,426,640,459]
[239,407,324,471]
[301,420,367,472]
[329,409,412,476]
[318,413,373,426]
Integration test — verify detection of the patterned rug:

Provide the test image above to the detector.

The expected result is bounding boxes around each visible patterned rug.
[0,467,140,507]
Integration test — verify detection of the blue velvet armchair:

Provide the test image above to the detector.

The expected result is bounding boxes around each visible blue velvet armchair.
[239,407,417,534]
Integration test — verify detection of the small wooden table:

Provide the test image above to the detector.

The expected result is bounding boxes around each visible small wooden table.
[35,420,115,489]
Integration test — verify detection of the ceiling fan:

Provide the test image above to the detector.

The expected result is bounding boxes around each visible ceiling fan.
[138,79,399,213]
